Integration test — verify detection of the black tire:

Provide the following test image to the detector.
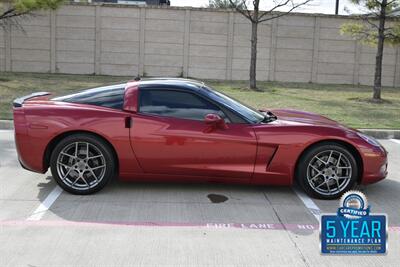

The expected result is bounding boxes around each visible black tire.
[296,142,358,200]
[50,133,116,195]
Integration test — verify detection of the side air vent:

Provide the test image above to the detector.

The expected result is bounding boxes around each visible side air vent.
[267,146,279,169]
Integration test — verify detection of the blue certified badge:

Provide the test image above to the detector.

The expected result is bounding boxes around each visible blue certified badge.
[320,191,387,254]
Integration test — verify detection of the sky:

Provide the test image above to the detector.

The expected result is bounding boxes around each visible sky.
[170,0,362,15]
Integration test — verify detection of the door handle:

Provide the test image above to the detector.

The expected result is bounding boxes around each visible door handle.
[125,117,132,128]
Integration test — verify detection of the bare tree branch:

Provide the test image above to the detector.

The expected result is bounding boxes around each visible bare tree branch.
[0,8,30,21]
[353,30,376,39]
[229,0,254,21]
[225,0,313,90]
[258,0,312,23]
[360,15,380,30]
[257,0,291,21]
[384,31,400,39]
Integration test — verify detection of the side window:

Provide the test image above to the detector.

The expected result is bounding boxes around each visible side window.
[139,89,229,122]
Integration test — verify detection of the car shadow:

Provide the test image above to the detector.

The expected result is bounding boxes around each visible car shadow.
[37,176,320,236]
[313,178,400,226]
[37,175,400,234]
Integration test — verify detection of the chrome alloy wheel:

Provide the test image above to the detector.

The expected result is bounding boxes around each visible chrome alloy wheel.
[307,150,352,196]
[56,142,106,191]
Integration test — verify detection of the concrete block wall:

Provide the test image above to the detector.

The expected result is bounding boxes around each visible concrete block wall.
[56,5,95,74]
[100,6,140,75]
[232,14,270,81]
[0,3,399,86]
[189,10,229,79]
[359,44,397,86]
[274,15,314,82]
[144,8,185,77]
[11,13,51,73]
[316,17,357,84]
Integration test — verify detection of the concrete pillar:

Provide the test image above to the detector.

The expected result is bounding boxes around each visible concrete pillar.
[4,22,11,71]
[225,12,234,80]
[394,47,400,87]
[353,41,362,85]
[50,10,56,73]
[0,30,3,72]
[3,1,12,72]
[94,5,101,75]
[311,17,320,83]
[138,7,146,77]
[183,9,190,78]
[268,19,278,81]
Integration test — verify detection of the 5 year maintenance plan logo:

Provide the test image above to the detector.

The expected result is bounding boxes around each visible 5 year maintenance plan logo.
[320,191,387,254]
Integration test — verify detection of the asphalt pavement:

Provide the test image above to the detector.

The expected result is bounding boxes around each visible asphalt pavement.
[0,130,400,266]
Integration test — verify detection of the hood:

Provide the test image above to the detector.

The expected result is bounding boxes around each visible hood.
[269,109,346,128]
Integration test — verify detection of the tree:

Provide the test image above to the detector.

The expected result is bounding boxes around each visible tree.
[0,0,64,26]
[341,0,400,101]
[208,0,244,9]
[229,0,311,90]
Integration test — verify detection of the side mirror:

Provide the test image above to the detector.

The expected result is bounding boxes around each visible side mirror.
[204,113,228,133]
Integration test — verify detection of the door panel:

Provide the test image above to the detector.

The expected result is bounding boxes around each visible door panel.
[130,114,257,179]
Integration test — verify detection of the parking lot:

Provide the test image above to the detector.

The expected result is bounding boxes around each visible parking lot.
[0,129,399,266]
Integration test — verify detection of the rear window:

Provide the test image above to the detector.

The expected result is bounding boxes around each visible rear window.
[53,84,125,110]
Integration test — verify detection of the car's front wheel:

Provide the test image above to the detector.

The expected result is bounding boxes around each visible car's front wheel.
[50,133,116,195]
[297,142,358,199]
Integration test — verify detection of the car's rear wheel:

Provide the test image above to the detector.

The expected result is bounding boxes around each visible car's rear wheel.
[297,142,358,199]
[50,133,115,195]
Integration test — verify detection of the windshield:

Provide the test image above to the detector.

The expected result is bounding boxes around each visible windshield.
[202,86,265,124]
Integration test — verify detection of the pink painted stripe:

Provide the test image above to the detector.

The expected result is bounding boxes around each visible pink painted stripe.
[1,220,399,232]
[1,220,317,230]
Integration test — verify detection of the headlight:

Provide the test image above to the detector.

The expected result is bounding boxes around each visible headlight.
[357,132,382,147]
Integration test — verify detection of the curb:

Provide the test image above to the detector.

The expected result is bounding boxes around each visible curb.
[358,129,400,139]
[0,120,399,139]
[0,120,13,130]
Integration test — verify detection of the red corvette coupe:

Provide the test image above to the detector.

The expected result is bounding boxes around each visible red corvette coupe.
[13,78,387,199]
